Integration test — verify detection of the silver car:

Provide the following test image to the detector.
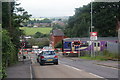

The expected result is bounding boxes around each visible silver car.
[37,51,58,65]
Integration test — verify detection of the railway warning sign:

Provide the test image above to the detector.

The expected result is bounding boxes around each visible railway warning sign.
[90,32,98,40]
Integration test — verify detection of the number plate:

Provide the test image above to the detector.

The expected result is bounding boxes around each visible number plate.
[47,59,53,61]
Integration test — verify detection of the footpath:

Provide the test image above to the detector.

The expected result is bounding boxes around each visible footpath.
[4,60,32,79]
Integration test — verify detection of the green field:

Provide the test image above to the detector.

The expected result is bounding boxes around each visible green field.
[19,27,52,35]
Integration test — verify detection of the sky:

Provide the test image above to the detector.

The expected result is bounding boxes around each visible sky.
[18,0,91,17]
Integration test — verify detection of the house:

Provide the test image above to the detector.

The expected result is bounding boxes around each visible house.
[51,21,65,27]
[50,29,67,48]
[39,23,51,27]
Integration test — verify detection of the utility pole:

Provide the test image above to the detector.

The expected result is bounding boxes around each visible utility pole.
[0,1,2,79]
[90,0,93,57]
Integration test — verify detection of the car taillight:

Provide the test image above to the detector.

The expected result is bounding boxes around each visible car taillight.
[54,55,58,58]
[40,56,44,59]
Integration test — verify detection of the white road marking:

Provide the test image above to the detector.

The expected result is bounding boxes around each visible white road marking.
[30,64,33,80]
[88,73,104,78]
[59,61,82,71]
[60,60,104,79]
[63,64,82,71]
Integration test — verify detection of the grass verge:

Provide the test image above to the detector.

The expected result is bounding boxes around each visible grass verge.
[80,50,119,61]
[19,27,52,35]
[80,56,108,61]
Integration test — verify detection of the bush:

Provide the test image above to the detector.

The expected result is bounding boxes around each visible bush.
[34,32,48,38]
[28,38,49,48]
[102,50,118,60]
[55,41,62,48]
[80,50,119,61]
[2,29,18,78]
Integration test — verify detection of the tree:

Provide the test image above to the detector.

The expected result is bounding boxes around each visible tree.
[13,7,32,27]
[40,18,52,23]
[33,32,48,38]
[64,2,120,37]
[92,2,120,36]
[28,38,49,48]
[2,29,17,78]
[52,24,64,30]
[2,1,31,78]
[64,4,91,37]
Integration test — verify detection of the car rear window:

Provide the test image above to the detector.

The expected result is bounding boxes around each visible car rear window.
[42,51,55,55]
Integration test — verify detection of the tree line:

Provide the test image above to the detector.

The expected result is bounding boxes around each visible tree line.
[64,2,120,37]
[28,18,52,24]
[1,2,31,78]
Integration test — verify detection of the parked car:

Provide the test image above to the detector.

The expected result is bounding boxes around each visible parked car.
[32,49,39,54]
[37,51,58,65]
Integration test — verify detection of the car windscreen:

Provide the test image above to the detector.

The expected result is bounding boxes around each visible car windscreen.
[42,51,55,55]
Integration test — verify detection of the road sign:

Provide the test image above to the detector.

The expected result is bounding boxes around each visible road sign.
[90,32,98,40]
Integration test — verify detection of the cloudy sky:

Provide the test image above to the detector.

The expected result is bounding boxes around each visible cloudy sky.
[18,0,91,17]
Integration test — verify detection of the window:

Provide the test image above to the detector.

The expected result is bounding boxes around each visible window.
[80,44,88,47]
[105,43,107,47]
[98,43,100,47]
[94,43,96,47]
[67,43,71,47]
[43,51,55,55]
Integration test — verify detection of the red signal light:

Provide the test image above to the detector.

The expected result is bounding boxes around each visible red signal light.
[74,41,80,45]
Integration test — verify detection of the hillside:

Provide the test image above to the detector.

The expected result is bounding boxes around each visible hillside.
[19,27,52,35]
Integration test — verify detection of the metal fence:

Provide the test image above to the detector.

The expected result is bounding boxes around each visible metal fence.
[107,42,119,54]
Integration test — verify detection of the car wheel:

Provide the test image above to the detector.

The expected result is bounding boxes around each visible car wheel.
[37,58,39,63]
[54,62,58,65]
[40,62,44,65]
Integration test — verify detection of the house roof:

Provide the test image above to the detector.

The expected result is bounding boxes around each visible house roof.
[52,29,64,36]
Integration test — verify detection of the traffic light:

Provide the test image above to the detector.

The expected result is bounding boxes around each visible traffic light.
[73,41,80,45]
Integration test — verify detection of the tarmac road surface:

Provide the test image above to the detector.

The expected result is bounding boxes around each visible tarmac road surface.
[32,63,102,78]
[30,53,119,79]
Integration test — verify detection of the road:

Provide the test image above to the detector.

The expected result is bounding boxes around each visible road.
[32,63,101,78]
[59,57,119,79]
[27,53,119,79]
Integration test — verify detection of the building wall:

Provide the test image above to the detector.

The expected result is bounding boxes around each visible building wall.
[54,36,64,46]
[51,36,67,48]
